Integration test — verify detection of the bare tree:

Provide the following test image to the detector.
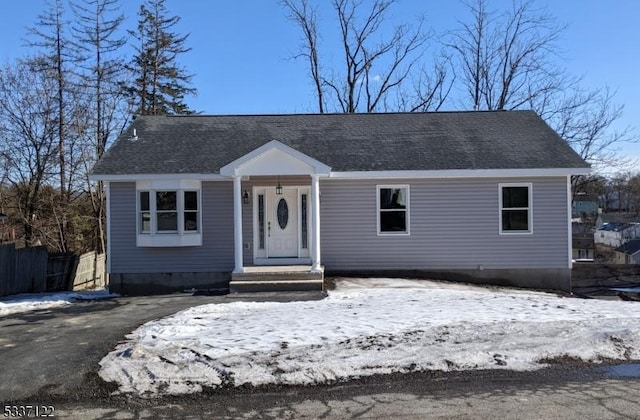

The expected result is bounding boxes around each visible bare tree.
[610,172,632,212]
[27,0,68,199]
[396,55,454,112]
[451,0,636,173]
[0,61,59,247]
[628,173,640,215]
[544,87,635,169]
[283,0,447,113]
[450,0,564,111]
[599,177,617,213]
[25,0,84,251]
[7,0,126,253]
[72,0,128,254]
[72,0,126,159]
[538,85,637,197]
[282,0,325,113]
[448,0,492,111]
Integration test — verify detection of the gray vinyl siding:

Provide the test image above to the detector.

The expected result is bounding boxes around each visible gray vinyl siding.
[109,181,233,273]
[109,176,569,274]
[320,177,569,270]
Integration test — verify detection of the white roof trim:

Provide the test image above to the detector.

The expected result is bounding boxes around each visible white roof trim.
[219,140,331,177]
[90,166,590,182]
[327,167,591,179]
[88,173,229,182]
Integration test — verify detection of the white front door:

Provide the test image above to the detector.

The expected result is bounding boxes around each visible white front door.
[267,188,298,257]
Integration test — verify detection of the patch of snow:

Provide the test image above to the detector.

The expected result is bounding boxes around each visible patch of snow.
[98,279,640,396]
[0,289,117,317]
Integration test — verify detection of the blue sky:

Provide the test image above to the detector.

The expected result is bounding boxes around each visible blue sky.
[1,0,638,167]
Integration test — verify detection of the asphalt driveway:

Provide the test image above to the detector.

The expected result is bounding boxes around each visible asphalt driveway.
[0,293,228,402]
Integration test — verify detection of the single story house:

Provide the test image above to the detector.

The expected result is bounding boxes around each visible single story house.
[595,222,640,248]
[614,239,640,264]
[571,194,598,220]
[572,235,596,262]
[90,111,590,295]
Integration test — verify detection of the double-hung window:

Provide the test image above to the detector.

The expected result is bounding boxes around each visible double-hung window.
[499,183,532,234]
[136,180,202,247]
[377,185,410,235]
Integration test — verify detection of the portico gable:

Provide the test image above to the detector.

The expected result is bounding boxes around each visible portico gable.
[220,140,330,274]
[220,140,331,177]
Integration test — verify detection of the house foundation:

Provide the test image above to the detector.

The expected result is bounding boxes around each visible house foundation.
[109,272,230,296]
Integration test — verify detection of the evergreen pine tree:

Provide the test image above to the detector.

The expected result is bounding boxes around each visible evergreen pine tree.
[128,0,196,115]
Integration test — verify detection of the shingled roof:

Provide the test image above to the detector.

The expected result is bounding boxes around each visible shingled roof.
[91,110,589,176]
[615,239,640,255]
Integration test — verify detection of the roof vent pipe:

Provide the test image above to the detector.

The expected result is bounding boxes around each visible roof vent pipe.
[130,128,138,141]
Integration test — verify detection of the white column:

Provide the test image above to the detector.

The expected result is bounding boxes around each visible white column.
[104,181,111,274]
[567,175,573,270]
[233,175,244,273]
[311,174,322,272]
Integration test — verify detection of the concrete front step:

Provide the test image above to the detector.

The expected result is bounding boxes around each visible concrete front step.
[231,271,323,282]
[229,265,325,293]
[229,279,324,293]
[225,290,327,301]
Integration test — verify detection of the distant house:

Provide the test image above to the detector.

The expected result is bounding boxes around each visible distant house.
[573,236,596,261]
[572,195,598,220]
[614,239,640,264]
[90,111,590,295]
[595,222,640,248]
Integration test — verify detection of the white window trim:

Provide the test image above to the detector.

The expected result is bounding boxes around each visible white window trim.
[499,182,533,235]
[136,180,202,247]
[377,184,410,236]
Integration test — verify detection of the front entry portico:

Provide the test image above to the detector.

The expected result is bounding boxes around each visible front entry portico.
[220,140,331,274]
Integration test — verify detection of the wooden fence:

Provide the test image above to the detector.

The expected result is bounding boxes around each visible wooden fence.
[71,252,106,291]
[0,244,48,296]
[0,244,106,297]
[48,252,77,291]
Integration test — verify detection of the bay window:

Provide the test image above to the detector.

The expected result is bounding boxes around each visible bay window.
[136,180,202,247]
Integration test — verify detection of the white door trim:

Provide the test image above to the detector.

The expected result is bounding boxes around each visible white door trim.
[253,185,310,264]
[268,188,299,257]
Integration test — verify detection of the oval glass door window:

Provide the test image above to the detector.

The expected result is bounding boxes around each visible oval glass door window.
[277,198,289,229]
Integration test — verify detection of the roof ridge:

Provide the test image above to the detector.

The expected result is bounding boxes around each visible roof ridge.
[133,109,536,119]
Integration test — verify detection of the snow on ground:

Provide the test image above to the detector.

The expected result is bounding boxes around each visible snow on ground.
[99,278,640,396]
[0,289,117,317]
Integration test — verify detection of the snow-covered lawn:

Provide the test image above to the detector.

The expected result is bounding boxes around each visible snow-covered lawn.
[99,278,640,396]
[0,289,117,317]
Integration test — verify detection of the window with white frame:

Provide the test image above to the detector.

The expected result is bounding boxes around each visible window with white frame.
[377,185,409,235]
[136,180,202,247]
[499,183,532,234]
